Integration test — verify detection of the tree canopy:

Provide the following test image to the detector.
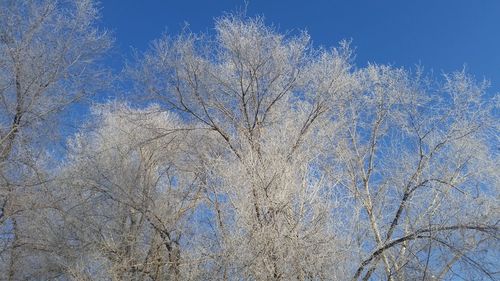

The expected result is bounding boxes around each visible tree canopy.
[0,1,498,280]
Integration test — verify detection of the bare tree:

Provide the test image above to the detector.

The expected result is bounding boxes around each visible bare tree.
[54,104,203,280]
[128,15,357,280]
[0,0,111,279]
[330,66,499,281]
[0,4,497,280]
[128,15,499,281]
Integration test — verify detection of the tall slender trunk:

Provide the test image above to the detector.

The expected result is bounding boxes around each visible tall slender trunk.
[8,216,18,281]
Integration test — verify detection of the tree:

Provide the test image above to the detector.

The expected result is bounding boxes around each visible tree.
[333,66,498,280]
[127,15,499,280]
[128,15,356,279]
[0,3,497,280]
[54,104,201,280]
[0,0,111,279]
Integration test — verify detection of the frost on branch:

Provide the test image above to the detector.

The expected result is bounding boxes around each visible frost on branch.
[0,4,498,280]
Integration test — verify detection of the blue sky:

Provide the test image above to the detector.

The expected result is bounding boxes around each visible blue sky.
[99,0,500,93]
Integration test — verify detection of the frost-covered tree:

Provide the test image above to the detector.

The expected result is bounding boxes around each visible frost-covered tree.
[333,66,499,281]
[128,15,356,280]
[0,2,497,280]
[127,15,499,280]
[0,0,111,279]
[55,104,201,280]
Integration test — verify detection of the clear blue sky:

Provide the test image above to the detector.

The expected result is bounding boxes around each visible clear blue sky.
[99,0,500,92]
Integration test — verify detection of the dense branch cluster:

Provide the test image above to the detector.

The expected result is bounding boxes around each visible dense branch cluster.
[0,1,498,280]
